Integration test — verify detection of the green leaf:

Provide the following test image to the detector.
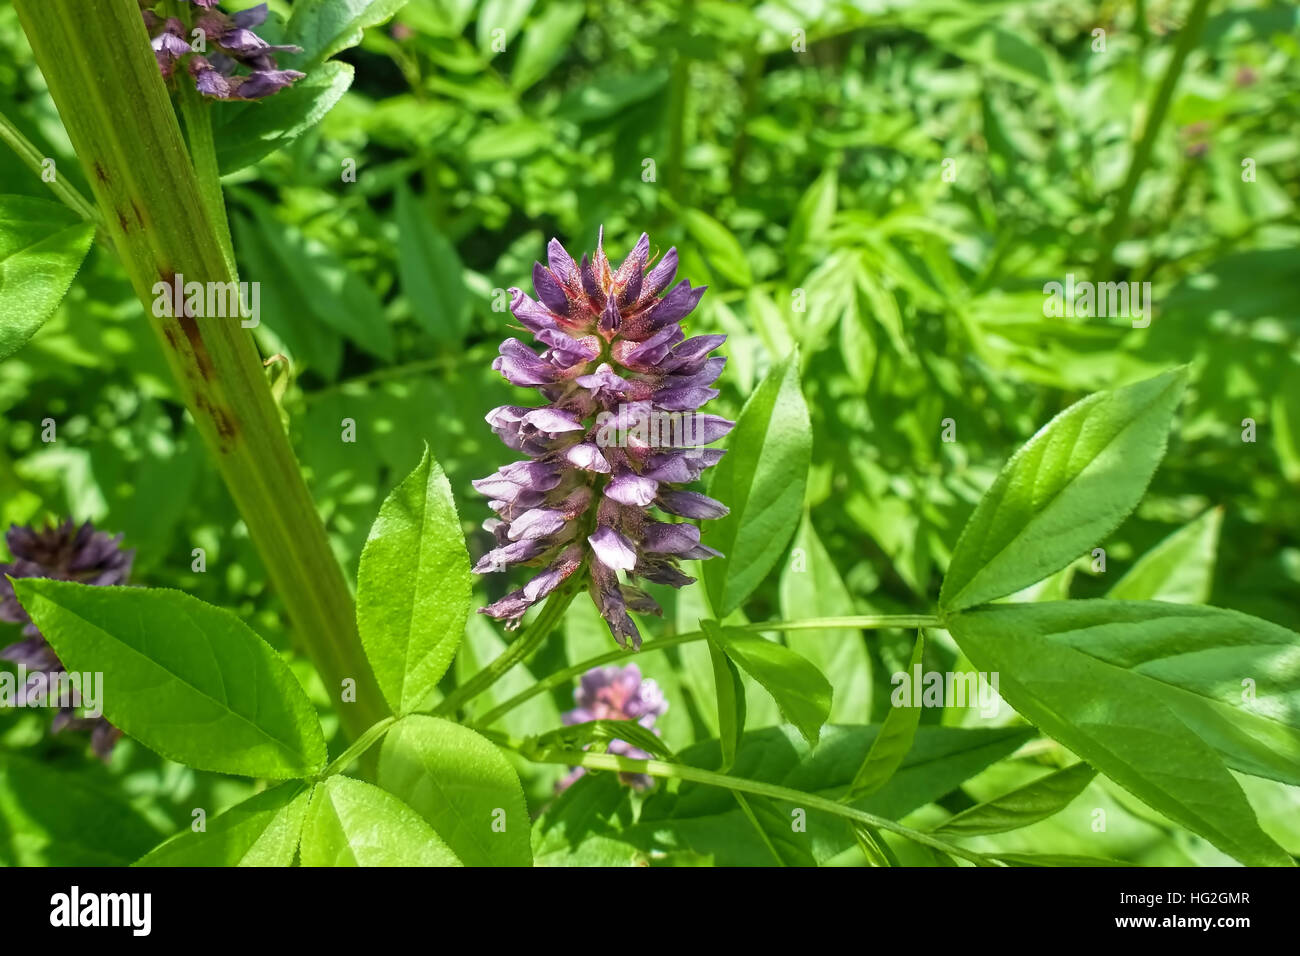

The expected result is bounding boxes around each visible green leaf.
[532,771,647,866]
[786,167,837,269]
[955,600,1300,786]
[300,776,461,866]
[0,196,94,361]
[705,623,832,747]
[704,353,812,616]
[378,715,532,866]
[232,211,342,376]
[215,60,355,175]
[246,201,393,360]
[394,184,468,344]
[734,792,818,866]
[510,0,585,92]
[557,69,668,122]
[850,821,901,867]
[477,0,537,57]
[1106,507,1222,603]
[1274,373,1300,483]
[0,753,162,866]
[995,853,1134,867]
[571,724,1032,867]
[930,763,1096,837]
[839,281,877,390]
[746,287,796,361]
[704,620,747,771]
[357,445,472,714]
[948,602,1294,866]
[289,0,410,64]
[779,515,872,721]
[926,19,1057,91]
[135,783,311,867]
[848,630,925,799]
[11,579,327,778]
[940,368,1188,611]
[400,0,475,37]
[682,208,752,286]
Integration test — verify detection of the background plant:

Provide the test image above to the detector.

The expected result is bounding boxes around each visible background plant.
[0,0,1297,867]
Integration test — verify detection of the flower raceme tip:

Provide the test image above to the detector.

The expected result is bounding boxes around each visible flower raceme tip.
[473,229,733,649]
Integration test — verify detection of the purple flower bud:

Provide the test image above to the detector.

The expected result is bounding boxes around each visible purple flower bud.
[604,470,658,507]
[190,56,234,98]
[233,69,304,99]
[474,230,731,647]
[588,526,638,572]
[230,3,269,29]
[642,248,679,298]
[143,1,304,99]
[655,489,730,519]
[0,520,133,759]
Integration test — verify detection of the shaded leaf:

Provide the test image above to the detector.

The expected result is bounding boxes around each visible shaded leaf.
[704,353,812,616]
[0,196,94,360]
[136,783,310,867]
[930,763,1096,837]
[378,715,532,866]
[12,579,327,779]
[704,622,832,747]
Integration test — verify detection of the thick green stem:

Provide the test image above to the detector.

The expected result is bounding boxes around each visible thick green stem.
[474,614,940,728]
[1097,0,1212,274]
[14,0,388,739]
[177,90,238,278]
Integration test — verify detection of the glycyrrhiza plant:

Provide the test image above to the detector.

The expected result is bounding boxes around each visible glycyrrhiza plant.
[1,0,1297,870]
[10,353,1300,865]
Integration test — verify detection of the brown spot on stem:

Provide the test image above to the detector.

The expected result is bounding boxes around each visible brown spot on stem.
[179,315,216,382]
[93,162,108,184]
[132,201,146,229]
[117,210,130,232]
[194,394,239,454]
[212,408,239,445]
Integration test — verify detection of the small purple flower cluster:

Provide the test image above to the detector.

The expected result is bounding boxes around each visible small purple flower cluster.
[559,664,667,791]
[473,229,733,649]
[0,521,133,759]
[142,1,303,100]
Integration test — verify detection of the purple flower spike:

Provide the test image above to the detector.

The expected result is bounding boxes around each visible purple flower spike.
[0,520,134,760]
[474,230,731,648]
[559,664,668,791]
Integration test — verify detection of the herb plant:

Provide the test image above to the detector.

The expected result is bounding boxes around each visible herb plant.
[0,0,1296,868]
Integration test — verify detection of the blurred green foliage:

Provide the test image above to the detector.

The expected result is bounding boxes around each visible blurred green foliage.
[0,0,1297,864]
